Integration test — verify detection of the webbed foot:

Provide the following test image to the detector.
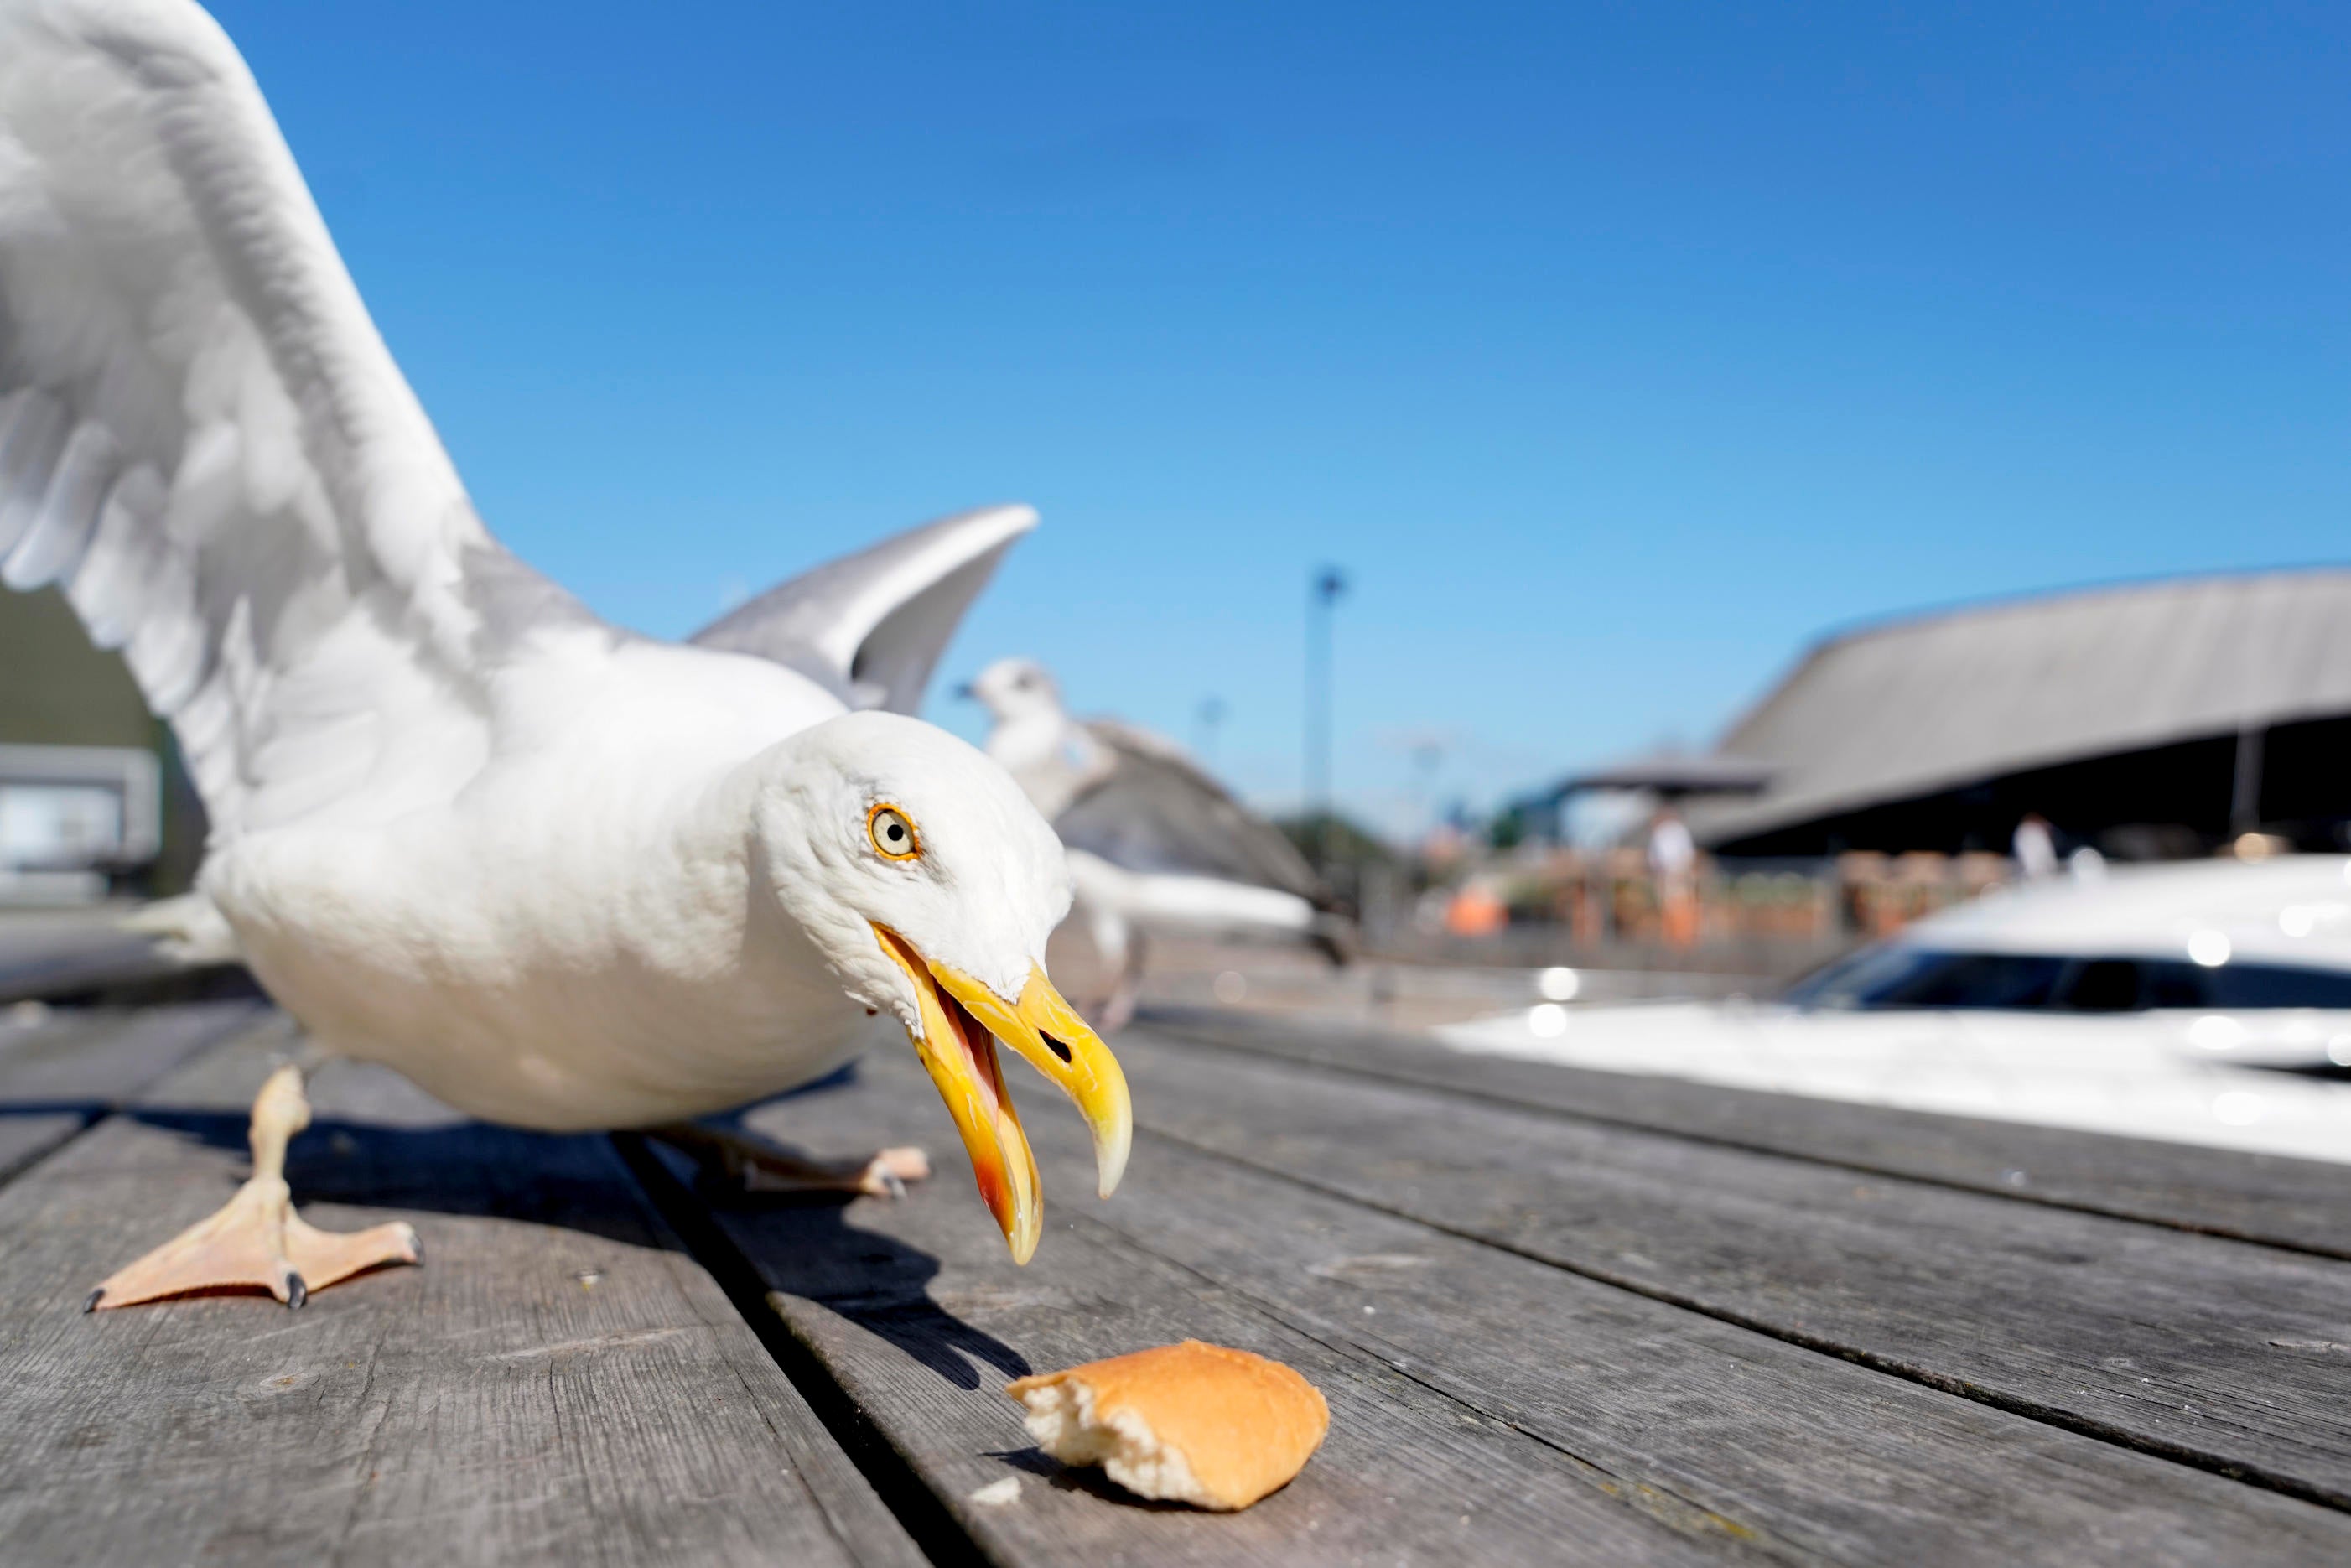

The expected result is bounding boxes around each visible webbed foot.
[88,1066,420,1311]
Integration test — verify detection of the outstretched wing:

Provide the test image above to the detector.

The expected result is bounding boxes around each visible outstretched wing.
[0,0,594,842]
[690,505,1035,713]
[1053,719,1331,904]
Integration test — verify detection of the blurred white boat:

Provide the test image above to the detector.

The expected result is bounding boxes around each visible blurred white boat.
[1441,856,2351,1164]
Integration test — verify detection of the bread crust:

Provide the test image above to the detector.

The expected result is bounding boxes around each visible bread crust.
[1006,1340,1329,1510]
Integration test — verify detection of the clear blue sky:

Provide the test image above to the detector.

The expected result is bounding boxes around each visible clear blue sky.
[212,1,2348,836]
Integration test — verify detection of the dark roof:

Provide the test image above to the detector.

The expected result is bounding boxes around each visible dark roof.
[1691,569,2351,846]
[1546,750,1775,798]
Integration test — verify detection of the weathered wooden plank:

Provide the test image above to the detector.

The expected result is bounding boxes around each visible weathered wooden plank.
[0,1025,924,1568]
[1113,1024,2351,1512]
[0,1000,267,1186]
[670,1073,1799,1566]
[832,1042,2351,1565]
[1140,1005,2351,1259]
[0,916,182,1005]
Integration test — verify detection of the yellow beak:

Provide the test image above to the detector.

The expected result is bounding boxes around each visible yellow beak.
[873,925,1133,1264]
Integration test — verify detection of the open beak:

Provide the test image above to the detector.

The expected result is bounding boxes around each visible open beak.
[873,925,1132,1264]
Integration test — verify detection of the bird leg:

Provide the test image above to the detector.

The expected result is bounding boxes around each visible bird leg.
[651,1120,930,1199]
[1098,926,1147,1034]
[1076,897,1142,1034]
[86,1063,421,1312]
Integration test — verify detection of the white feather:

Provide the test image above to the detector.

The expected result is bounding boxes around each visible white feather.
[0,1,1074,1133]
[0,0,496,839]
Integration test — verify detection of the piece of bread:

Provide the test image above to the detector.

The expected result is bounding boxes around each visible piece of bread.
[1004,1340,1329,1510]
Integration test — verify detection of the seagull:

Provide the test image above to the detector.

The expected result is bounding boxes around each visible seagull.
[0,0,1129,1311]
[963,657,1350,1028]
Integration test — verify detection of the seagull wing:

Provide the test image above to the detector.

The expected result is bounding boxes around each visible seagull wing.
[690,504,1036,714]
[0,0,599,841]
[1054,719,1331,904]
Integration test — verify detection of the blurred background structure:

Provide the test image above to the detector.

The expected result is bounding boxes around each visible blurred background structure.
[1321,564,2351,991]
[20,555,2351,987]
[1,1,2344,1009]
[1689,569,2351,859]
[0,589,199,905]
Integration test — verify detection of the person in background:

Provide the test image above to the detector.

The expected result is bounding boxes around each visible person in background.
[2012,813,2059,880]
[1648,806,1700,948]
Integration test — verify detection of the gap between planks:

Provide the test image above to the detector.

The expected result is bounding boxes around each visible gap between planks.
[654,1103,1807,1565]
[0,1020,927,1568]
[1134,1010,2351,1264]
[26,999,2342,1561]
[679,1041,2351,1567]
[613,1129,1000,1568]
[1118,1026,2351,1519]
[0,999,272,1188]
[1134,1112,2351,1518]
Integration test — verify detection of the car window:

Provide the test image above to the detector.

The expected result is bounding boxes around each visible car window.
[2058,958,2140,1012]
[1785,948,2351,1013]
[1783,950,1884,1008]
[2165,960,2351,1010]
[1785,948,2064,1010]
[2138,962,2207,1009]
[1780,946,1940,1010]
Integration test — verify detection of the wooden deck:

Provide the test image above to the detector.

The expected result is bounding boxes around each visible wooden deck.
[3,948,2350,1564]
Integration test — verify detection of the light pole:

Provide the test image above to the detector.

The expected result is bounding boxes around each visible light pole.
[1305,565,1348,873]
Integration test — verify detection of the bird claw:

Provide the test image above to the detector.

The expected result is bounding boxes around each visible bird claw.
[854,1146,931,1199]
[85,1172,420,1313]
[701,1133,931,1201]
[82,1066,422,1315]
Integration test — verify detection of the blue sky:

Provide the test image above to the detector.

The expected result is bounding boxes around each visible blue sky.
[212,2,2348,835]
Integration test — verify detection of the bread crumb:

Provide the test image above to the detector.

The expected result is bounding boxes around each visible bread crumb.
[1018,1377,1210,1507]
[968,1476,1021,1507]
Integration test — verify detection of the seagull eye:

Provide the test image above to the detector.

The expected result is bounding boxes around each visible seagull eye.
[867,804,920,861]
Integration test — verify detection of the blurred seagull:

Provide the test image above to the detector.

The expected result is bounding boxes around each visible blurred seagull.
[0,0,1129,1311]
[963,657,1351,1028]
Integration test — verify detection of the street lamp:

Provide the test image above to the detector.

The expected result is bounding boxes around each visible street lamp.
[1305,565,1348,873]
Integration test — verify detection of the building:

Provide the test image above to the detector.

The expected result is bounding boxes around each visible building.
[0,587,201,901]
[1672,570,2351,859]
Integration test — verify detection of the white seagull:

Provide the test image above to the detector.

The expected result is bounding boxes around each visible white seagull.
[0,0,1129,1310]
[963,657,1350,1028]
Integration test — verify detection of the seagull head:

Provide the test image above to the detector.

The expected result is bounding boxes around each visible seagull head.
[958,657,1065,725]
[750,709,1130,1264]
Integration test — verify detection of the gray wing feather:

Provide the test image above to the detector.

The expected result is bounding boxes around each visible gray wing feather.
[1052,722,1328,903]
[691,505,1036,714]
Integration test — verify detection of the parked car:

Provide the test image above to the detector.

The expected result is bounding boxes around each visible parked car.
[1440,856,2351,1163]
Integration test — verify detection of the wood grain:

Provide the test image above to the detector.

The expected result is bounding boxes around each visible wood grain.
[845,1038,2351,1565]
[14,985,2344,1565]
[0,914,194,1005]
[684,1067,1798,1566]
[1114,1024,2351,1512]
[0,1000,266,1185]
[1139,1005,2351,1260]
[0,1025,922,1568]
